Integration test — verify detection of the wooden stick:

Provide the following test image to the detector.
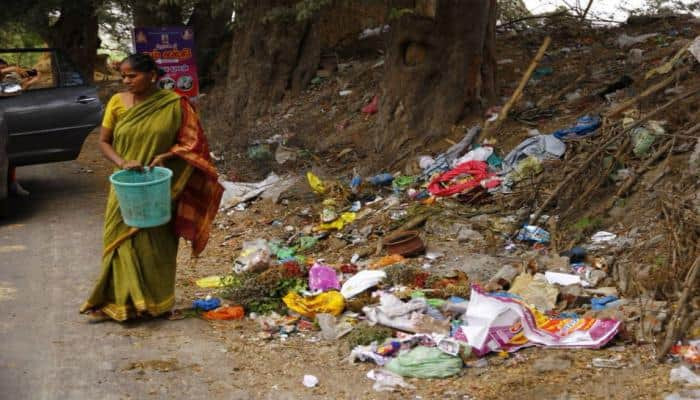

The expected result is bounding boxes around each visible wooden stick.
[657,254,700,361]
[484,36,551,136]
[529,88,699,225]
[606,66,690,118]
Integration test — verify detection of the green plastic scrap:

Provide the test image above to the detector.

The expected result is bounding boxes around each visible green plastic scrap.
[297,236,318,252]
[386,346,463,379]
[392,176,416,190]
[410,291,446,308]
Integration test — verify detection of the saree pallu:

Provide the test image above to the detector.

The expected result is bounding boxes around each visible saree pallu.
[81,90,222,321]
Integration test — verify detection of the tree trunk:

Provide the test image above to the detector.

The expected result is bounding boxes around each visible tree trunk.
[221,0,321,136]
[47,0,99,84]
[375,0,496,156]
[187,0,235,87]
[133,2,183,27]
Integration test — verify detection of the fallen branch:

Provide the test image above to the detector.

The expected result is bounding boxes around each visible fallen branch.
[483,36,551,137]
[657,254,700,361]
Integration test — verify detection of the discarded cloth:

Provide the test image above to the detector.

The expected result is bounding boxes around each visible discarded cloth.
[501,135,566,174]
[364,293,450,335]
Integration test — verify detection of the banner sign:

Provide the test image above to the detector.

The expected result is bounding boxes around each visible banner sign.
[132,26,199,98]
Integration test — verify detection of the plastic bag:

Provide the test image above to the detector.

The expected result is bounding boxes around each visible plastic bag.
[306,172,326,195]
[460,286,621,356]
[367,369,415,392]
[309,263,340,291]
[196,275,234,288]
[316,313,353,340]
[516,225,550,243]
[192,297,222,311]
[341,270,386,299]
[370,254,405,269]
[283,291,345,318]
[316,212,356,231]
[386,346,463,379]
[203,305,245,320]
[233,239,271,273]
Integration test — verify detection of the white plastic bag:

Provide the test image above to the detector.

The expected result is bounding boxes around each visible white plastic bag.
[233,239,271,273]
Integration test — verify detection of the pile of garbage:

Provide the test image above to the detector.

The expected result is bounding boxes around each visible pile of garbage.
[189,25,700,395]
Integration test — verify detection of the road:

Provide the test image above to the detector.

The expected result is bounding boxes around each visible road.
[0,136,249,400]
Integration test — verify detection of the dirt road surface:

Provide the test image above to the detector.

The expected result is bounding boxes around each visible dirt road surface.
[0,135,254,400]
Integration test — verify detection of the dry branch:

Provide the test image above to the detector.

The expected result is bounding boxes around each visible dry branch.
[483,36,551,137]
[657,254,700,361]
[530,87,700,225]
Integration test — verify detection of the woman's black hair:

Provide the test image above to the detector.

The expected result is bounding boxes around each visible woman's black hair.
[121,53,165,77]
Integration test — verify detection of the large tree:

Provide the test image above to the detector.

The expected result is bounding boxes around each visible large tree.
[375,0,497,157]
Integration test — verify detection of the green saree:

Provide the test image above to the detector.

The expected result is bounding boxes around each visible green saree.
[81,90,188,321]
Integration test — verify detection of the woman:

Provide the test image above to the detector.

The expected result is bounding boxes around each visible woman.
[81,53,222,322]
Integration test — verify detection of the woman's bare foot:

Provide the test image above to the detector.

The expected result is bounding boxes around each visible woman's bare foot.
[85,310,110,323]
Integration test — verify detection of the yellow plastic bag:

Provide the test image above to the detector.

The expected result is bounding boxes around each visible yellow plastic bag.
[307,172,326,195]
[196,275,234,288]
[283,291,345,318]
[315,212,356,231]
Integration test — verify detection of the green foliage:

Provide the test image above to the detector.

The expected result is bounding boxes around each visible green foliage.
[572,216,602,232]
[388,7,414,20]
[0,23,45,48]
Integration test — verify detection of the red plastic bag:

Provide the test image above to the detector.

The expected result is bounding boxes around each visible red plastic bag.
[202,305,245,320]
[427,161,492,197]
[362,95,379,114]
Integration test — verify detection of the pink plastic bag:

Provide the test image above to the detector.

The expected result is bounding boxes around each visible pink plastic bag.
[309,263,340,291]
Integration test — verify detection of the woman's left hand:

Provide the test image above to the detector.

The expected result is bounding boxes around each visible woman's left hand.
[150,152,173,167]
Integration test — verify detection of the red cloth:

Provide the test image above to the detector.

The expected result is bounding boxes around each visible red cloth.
[427,161,492,197]
[170,98,223,256]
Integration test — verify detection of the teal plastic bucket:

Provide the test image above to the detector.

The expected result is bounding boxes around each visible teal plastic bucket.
[109,167,173,228]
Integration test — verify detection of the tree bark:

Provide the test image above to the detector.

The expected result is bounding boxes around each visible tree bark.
[375,0,496,156]
[133,2,183,27]
[221,0,321,133]
[187,0,235,87]
[46,0,99,84]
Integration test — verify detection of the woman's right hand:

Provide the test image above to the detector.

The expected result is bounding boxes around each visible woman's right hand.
[120,160,143,171]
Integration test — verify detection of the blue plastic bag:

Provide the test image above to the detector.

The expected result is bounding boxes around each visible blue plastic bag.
[552,115,601,140]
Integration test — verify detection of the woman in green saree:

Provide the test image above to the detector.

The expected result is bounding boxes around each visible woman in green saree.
[81,54,222,322]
